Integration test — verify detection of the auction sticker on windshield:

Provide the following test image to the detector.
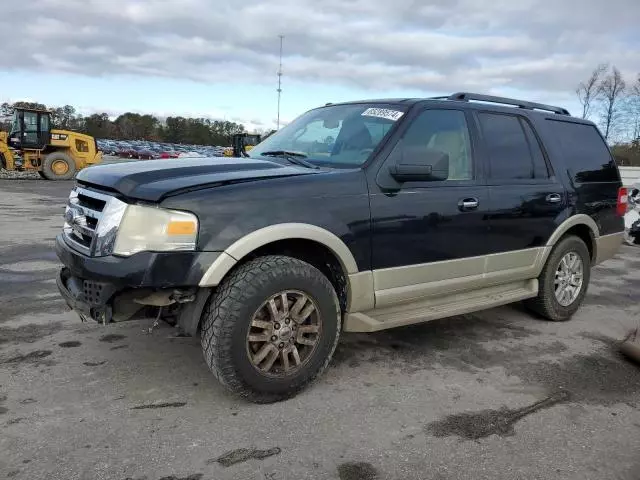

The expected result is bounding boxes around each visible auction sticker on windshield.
[361,108,404,121]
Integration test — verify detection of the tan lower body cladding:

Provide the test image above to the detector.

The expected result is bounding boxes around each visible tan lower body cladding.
[344,247,545,332]
[344,232,623,333]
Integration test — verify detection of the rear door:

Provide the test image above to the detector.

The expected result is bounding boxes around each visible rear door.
[475,111,566,254]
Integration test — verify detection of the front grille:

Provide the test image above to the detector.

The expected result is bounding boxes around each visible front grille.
[63,187,114,256]
[77,192,107,212]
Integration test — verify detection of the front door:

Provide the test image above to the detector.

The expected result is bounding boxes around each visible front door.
[368,107,491,307]
[21,111,42,149]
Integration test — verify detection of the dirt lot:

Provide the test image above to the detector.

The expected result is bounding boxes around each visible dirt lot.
[1,177,639,480]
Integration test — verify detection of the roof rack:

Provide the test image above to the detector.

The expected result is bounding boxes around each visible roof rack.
[446,92,571,116]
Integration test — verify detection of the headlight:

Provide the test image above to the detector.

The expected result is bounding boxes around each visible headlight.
[112,205,199,256]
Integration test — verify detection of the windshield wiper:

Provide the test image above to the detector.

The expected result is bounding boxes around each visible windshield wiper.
[259,150,319,169]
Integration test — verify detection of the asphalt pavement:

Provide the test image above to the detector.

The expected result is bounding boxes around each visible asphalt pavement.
[1,176,639,480]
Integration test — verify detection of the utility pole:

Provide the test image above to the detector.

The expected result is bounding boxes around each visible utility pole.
[276,34,284,130]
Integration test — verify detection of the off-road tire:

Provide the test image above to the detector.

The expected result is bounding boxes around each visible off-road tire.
[38,171,47,179]
[200,255,341,403]
[525,235,591,321]
[42,152,76,180]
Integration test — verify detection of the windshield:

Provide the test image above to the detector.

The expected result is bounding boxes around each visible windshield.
[249,103,408,167]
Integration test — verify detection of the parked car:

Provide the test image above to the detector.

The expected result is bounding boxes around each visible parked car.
[137,149,157,160]
[100,139,227,159]
[624,182,640,244]
[55,92,626,403]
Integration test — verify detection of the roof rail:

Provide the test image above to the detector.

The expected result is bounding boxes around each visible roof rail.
[447,92,571,116]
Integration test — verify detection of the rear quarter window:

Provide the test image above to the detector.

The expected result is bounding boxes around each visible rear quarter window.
[547,120,618,183]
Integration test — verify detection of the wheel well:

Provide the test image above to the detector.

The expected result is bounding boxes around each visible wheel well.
[562,224,595,262]
[240,239,349,314]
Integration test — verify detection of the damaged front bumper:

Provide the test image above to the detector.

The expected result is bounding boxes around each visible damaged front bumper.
[56,267,116,323]
[54,234,220,324]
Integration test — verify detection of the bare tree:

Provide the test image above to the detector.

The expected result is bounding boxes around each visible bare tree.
[576,63,608,119]
[624,74,640,141]
[598,66,626,141]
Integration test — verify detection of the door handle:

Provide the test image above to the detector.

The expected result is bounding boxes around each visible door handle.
[546,193,562,204]
[458,198,479,211]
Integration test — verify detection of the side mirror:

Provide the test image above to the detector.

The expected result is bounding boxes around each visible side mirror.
[388,146,449,182]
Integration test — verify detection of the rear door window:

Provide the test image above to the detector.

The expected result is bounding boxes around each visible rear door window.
[547,120,618,183]
[478,112,547,182]
[521,120,550,179]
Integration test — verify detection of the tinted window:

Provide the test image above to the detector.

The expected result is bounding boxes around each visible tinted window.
[23,111,38,132]
[402,109,473,181]
[521,120,549,178]
[548,120,618,183]
[479,112,534,180]
[40,113,50,133]
[75,139,89,152]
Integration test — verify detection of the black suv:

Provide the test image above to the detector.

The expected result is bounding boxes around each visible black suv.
[55,92,627,402]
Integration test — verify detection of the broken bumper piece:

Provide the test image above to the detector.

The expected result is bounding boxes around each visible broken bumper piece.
[57,267,116,324]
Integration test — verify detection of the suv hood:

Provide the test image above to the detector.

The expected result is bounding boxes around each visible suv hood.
[76,157,317,202]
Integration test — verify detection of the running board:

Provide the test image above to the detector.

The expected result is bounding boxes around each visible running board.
[344,279,538,332]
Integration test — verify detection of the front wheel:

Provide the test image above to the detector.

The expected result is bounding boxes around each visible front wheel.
[200,255,341,403]
[525,235,591,321]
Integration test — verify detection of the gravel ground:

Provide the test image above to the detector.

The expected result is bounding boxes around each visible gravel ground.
[0,155,140,180]
[0,169,41,179]
[0,175,639,480]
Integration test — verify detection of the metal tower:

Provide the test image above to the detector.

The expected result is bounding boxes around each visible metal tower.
[276,35,284,130]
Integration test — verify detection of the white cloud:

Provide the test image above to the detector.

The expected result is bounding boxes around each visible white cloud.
[2,0,639,103]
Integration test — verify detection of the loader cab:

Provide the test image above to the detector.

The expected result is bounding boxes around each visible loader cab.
[231,133,262,157]
[8,108,51,150]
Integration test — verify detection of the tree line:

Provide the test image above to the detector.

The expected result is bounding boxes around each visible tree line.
[576,64,640,166]
[0,102,249,146]
[2,65,639,163]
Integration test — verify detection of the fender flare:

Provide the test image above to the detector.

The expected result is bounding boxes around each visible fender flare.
[198,223,359,287]
[537,214,600,269]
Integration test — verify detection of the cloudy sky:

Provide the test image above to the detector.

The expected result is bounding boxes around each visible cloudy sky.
[2,0,639,130]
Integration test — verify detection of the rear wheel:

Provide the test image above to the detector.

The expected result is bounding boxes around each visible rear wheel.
[200,255,341,403]
[42,152,76,180]
[525,235,591,321]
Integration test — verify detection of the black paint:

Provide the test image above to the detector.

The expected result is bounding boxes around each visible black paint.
[56,97,624,322]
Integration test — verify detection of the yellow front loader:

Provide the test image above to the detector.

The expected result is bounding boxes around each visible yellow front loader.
[224,133,263,157]
[0,107,102,180]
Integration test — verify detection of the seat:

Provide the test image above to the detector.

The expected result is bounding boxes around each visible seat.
[332,118,373,154]
[428,130,471,180]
